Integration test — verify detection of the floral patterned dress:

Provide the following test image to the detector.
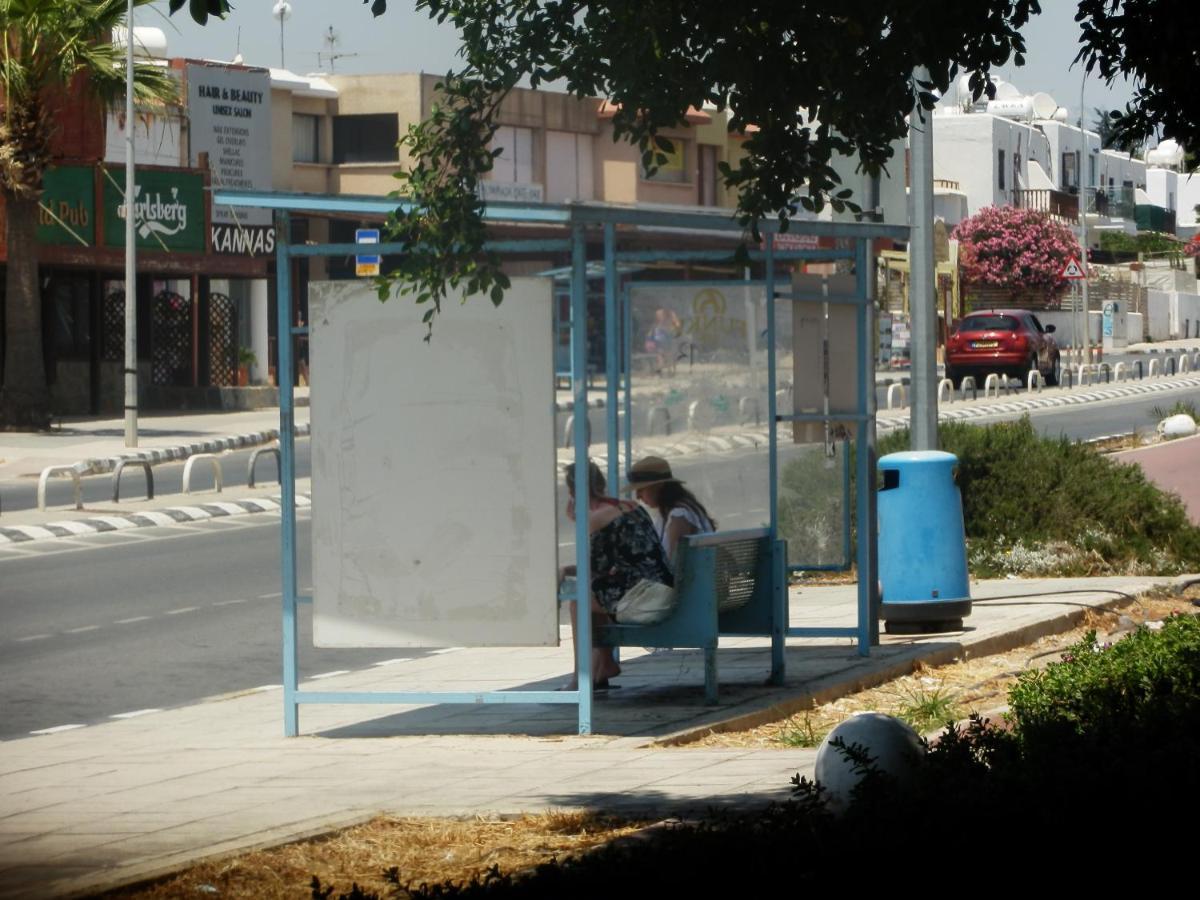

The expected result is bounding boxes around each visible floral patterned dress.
[589,505,674,614]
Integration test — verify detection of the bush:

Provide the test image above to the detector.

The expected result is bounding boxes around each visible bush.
[878,418,1200,575]
[952,205,1080,301]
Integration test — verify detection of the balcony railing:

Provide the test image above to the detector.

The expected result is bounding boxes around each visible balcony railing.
[1013,188,1079,223]
[1084,186,1136,221]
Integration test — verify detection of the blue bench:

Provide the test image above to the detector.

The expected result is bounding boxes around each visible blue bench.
[596,527,786,704]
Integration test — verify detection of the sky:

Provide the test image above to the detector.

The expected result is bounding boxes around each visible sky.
[145,0,1137,129]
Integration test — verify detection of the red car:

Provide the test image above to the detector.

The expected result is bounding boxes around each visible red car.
[945,309,1061,387]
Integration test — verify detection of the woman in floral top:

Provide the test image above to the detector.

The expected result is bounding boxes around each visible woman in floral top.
[560,460,673,689]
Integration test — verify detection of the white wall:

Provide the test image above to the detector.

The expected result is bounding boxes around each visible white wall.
[1178,171,1200,228]
[1146,167,1179,212]
[1146,289,1172,340]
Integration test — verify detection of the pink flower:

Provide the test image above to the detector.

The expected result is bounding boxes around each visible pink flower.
[952,206,1080,300]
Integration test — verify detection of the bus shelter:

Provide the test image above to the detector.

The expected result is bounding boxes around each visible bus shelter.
[214,189,906,736]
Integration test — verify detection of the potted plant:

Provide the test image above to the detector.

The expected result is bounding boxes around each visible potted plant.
[237,347,257,386]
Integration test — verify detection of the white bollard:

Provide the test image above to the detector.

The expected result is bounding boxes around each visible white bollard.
[983,373,1002,399]
[814,713,926,816]
[886,383,906,410]
[1113,362,1125,382]
[1149,358,1161,378]
[959,375,977,401]
[1180,353,1190,374]
[1076,364,1089,386]
[1026,370,1042,393]
[937,378,953,403]
[738,395,760,426]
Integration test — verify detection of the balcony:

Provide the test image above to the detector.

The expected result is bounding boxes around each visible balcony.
[1013,188,1078,224]
[1084,186,1136,221]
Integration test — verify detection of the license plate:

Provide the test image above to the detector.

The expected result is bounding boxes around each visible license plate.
[971,341,999,349]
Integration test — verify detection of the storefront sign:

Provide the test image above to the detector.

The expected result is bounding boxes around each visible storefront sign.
[211,223,275,256]
[103,168,206,253]
[38,166,95,245]
[187,64,272,227]
[479,181,544,203]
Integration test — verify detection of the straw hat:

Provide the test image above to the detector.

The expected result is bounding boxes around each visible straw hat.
[624,456,683,492]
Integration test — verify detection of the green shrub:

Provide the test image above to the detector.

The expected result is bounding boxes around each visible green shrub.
[878,417,1200,575]
[1008,614,1200,751]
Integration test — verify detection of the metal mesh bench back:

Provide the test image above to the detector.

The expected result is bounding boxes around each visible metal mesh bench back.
[713,538,763,613]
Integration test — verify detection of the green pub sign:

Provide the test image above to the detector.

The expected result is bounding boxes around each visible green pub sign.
[37,166,96,246]
[102,168,205,253]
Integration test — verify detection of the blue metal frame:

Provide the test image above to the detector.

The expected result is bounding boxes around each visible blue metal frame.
[213,189,899,734]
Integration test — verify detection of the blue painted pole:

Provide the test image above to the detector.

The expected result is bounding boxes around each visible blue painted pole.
[622,285,633,474]
[571,222,593,734]
[276,210,300,734]
[604,223,619,492]
[764,235,787,681]
[854,238,879,653]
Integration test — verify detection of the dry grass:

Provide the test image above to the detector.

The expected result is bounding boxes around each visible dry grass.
[101,811,647,900]
[686,588,1199,750]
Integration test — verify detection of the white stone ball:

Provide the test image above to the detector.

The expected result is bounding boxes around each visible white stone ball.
[814,712,926,814]
[1158,414,1197,439]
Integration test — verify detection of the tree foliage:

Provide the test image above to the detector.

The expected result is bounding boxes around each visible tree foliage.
[167,1,1200,331]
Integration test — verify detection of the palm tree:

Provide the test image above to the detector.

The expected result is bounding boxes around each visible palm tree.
[0,0,176,429]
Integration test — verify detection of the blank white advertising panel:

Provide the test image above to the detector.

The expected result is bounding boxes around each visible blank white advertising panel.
[309,279,559,647]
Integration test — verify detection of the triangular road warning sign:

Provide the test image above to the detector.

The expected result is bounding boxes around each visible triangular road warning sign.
[1061,257,1087,279]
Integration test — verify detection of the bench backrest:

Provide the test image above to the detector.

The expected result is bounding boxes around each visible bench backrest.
[677,527,771,613]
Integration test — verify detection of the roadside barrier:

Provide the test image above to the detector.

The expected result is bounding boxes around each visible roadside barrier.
[248,445,281,489]
[1075,364,1090,386]
[983,373,1006,399]
[959,376,977,401]
[647,405,671,436]
[1026,370,1043,392]
[937,378,953,404]
[37,465,83,513]
[1098,363,1111,384]
[1113,362,1126,382]
[1167,355,1178,376]
[182,453,224,495]
[562,414,593,448]
[886,383,906,410]
[112,459,154,503]
[1149,358,1161,377]
[1180,353,1190,374]
[1134,360,1144,380]
[738,396,760,426]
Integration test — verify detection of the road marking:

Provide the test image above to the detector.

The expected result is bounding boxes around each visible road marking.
[65,625,101,634]
[30,724,86,735]
[310,670,350,679]
[257,592,283,600]
[372,658,411,667]
[115,616,151,624]
[110,708,162,719]
[251,684,282,692]
[15,634,51,643]
[429,647,463,656]
[164,606,199,616]
[213,598,250,607]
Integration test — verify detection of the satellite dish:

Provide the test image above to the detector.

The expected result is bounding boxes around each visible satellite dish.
[1031,92,1057,120]
[1052,107,1069,122]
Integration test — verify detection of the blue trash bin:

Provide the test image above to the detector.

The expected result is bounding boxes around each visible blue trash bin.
[878,450,972,633]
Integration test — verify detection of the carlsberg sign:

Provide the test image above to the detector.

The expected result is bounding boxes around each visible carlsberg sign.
[103,168,205,252]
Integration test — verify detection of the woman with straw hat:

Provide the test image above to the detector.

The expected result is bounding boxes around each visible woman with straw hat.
[625,456,716,566]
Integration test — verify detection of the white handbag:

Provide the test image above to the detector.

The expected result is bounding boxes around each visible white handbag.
[614,579,677,625]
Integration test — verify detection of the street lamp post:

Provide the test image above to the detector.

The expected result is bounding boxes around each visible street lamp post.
[123,0,138,448]
[1078,70,1090,367]
[909,66,938,451]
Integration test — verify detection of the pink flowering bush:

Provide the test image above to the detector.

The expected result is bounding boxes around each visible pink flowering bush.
[1185,233,1200,258]
[953,206,1081,301]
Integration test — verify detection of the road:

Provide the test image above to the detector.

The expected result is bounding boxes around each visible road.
[0,510,423,740]
[4,382,1199,740]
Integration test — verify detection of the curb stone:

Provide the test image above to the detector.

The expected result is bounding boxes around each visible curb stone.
[0,494,312,544]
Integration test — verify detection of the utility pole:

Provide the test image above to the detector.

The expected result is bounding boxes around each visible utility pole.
[272,2,293,69]
[908,67,938,450]
[123,0,138,448]
[1078,71,1090,366]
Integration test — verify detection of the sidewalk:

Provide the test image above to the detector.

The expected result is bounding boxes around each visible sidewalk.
[0,573,1181,898]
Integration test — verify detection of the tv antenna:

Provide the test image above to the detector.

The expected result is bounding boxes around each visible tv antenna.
[318,25,357,73]
[272,1,293,69]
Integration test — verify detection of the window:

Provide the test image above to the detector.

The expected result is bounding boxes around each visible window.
[292,114,319,163]
[1061,151,1079,190]
[998,149,1006,191]
[545,131,593,201]
[488,125,534,184]
[1169,191,1175,211]
[699,145,719,206]
[643,137,688,183]
[1013,152,1021,191]
[332,114,399,164]
[47,274,91,358]
[1088,153,1096,188]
